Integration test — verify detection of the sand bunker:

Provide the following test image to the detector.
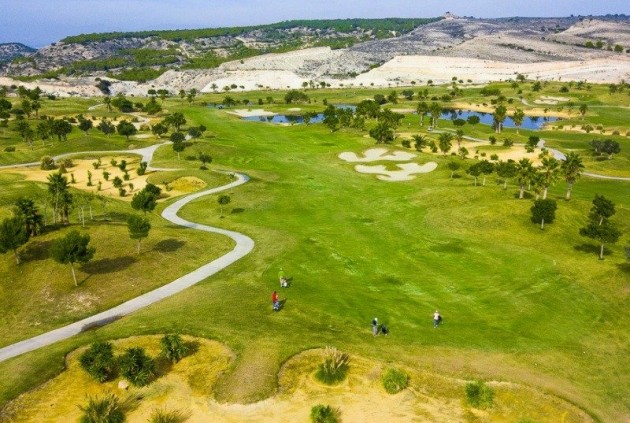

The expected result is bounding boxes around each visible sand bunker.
[339,148,416,163]
[355,162,438,181]
[227,108,276,117]
[534,96,570,105]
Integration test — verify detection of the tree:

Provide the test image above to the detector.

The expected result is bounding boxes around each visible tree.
[198,152,212,169]
[478,160,495,186]
[284,90,309,104]
[438,132,453,155]
[493,105,507,133]
[495,160,517,190]
[14,198,44,236]
[455,129,464,149]
[579,104,588,119]
[78,118,93,135]
[171,132,186,159]
[412,134,427,151]
[429,102,442,127]
[580,221,621,260]
[322,105,339,132]
[127,215,151,254]
[218,194,231,217]
[97,119,115,136]
[104,96,112,112]
[589,194,615,226]
[0,216,29,264]
[561,152,584,200]
[416,101,429,126]
[131,185,160,214]
[531,199,557,230]
[50,230,95,286]
[516,158,534,199]
[36,121,51,145]
[116,121,137,140]
[601,139,621,159]
[160,334,189,363]
[50,119,73,141]
[165,112,186,131]
[512,108,525,134]
[539,157,560,199]
[447,161,460,179]
[467,162,482,186]
[47,172,72,224]
[369,121,394,144]
[151,122,167,138]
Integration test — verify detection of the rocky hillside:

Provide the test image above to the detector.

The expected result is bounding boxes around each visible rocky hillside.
[0,43,35,63]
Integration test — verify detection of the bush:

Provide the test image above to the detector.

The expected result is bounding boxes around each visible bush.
[465,380,494,408]
[502,138,514,147]
[40,156,56,170]
[118,187,127,197]
[118,347,156,386]
[489,136,497,145]
[79,393,124,423]
[160,334,189,363]
[79,342,116,382]
[315,347,349,385]
[4,146,15,152]
[149,408,187,423]
[310,404,339,423]
[382,368,409,394]
[62,158,74,168]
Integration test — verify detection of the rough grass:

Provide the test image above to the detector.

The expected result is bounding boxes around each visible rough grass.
[0,85,629,421]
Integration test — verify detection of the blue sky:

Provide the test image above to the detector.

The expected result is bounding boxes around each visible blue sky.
[2,0,630,47]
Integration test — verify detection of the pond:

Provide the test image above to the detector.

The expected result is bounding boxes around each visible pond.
[440,109,559,130]
[241,104,355,124]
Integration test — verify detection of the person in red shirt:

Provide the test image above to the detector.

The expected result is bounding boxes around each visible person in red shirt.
[272,291,280,311]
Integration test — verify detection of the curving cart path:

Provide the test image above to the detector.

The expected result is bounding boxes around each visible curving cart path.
[0,145,254,362]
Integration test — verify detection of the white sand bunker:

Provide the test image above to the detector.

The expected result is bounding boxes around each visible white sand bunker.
[228,108,276,117]
[534,96,570,105]
[339,148,416,163]
[355,162,438,181]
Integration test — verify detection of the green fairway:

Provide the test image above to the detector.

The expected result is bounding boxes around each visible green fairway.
[0,83,628,421]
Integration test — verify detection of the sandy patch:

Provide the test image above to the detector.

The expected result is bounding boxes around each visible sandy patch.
[534,96,570,105]
[4,340,593,423]
[339,148,416,163]
[356,162,438,181]
[0,156,195,202]
[287,107,301,112]
[227,108,276,117]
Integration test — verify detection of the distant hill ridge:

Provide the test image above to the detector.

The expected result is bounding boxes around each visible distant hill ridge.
[0,43,36,62]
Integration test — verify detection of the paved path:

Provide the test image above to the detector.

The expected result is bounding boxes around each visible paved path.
[0,146,255,362]
[0,142,172,172]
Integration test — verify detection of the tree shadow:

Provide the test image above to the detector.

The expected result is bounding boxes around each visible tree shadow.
[153,239,186,252]
[82,256,136,274]
[80,315,122,333]
[573,243,600,255]
[617,263,630,273]
[231,208,245,214]
[20,239,54,261]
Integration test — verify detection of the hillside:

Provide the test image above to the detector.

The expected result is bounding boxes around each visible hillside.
[1,15,630,97]
[0,43,35,63]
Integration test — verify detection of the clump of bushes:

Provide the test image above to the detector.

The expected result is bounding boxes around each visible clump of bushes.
[465,380,494,408]
[40,155,56,170]
[148,408,187,423]
[79,393,124,423]
[160,334,189,363]
[382,368,409,394]
[310,404,339,423]
[118,347,156,386]
[315,347,349,385]
[79,342,116,382]
[4,146,15,152]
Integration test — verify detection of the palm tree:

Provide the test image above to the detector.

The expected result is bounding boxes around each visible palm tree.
[104,96,112,112]
[455,129,464,149]
[437,132,453,155]
[416,101,429,127]
[515,158,534,199]
[47,173,72,224]
[539,157,560,199]
[493,105,507,133]
[561,152,584,200]
[412,134,427,151]
[429,102,442,128]
[512,108,525,134]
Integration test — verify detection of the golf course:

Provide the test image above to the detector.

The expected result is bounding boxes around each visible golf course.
[0,80,628,422]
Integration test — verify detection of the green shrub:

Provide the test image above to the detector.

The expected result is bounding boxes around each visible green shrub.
[40,155,56,170]
[118,347,156,386]
[4,146,15,152]
[79,342,116,382]
[315,347,349,385]
[160,334,190,363]
[79,393,124,423]
[465,380,494,408]
[382,368,409,394]
[310,404,339,423]
[148,408,187,423]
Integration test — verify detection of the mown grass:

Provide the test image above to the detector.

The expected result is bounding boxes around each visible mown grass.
[0,84,628,421]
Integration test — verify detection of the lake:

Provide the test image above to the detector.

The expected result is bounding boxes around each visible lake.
[440,109,559,130]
